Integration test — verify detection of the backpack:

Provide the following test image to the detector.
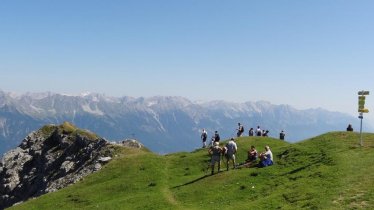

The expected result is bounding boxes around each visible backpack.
[240,126,244,132]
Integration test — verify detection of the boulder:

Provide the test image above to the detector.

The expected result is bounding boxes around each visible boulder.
[98,157,112,163]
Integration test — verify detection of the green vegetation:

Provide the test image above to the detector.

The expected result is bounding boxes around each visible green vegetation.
[40,122,99,142]
[40,124,56,138]
[8,132,374,210]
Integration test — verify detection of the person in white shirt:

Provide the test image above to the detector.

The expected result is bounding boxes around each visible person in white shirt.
[201,129,208,148]
[256,126,262,136]
[259,145,273,167]
[225,138,238,170]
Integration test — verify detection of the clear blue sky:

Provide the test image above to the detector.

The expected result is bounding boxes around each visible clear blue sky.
[0,0,373,123]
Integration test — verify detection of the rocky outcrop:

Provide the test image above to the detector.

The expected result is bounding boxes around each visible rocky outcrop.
[0,122,117,209]
[121,139,144,149]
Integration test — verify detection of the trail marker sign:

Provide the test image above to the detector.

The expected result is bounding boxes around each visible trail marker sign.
[358,91,370,95]
[357,90,370,146]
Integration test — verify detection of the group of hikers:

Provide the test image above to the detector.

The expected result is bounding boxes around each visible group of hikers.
[206,137,273,175]
[200,123,277,175]
[200,123,286,149]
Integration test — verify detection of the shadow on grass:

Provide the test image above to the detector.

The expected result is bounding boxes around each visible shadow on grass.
[171,175,210,189]
[280,160,321,176]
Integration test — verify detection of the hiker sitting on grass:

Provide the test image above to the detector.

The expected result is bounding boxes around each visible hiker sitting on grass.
[208,142,222,175]
[247,145,258,163]
[262,130,269,137]
[259,145,273,167]
[237,145,258,168]
[346,124,353,132]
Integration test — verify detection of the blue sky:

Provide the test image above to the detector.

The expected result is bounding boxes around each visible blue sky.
[0,0,373,123]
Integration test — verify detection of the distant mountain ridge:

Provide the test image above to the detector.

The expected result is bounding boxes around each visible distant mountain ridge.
[0,90,366,155]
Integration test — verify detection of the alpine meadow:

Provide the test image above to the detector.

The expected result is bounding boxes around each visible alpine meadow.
[7,130,374,210]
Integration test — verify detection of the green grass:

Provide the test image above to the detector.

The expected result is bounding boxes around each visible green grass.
[39,122,99,142]
[8,132,374,210]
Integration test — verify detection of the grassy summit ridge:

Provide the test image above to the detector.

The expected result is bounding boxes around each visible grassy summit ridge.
[9,132,374,210]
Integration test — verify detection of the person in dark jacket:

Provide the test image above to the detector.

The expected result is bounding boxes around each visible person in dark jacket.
[249,128,254,136]
[214,131,220,142]
[279,130,285,140]
[346,124,353,132]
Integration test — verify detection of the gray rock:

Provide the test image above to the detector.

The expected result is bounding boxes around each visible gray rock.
[0,123,115,209]
[61,161,75,173]
[121,139,143,149]
[98,157,112,163]
[94,163,102,171]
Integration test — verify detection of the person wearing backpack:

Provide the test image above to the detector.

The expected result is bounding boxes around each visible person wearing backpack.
[208,141,222,175]
[256,126,262,136]
[225,138,238,171]
[236,123,244,137]
[201,129,208,148]
[248,128,254,136]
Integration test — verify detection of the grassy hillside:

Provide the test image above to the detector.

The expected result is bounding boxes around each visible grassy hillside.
[8,132,374,210]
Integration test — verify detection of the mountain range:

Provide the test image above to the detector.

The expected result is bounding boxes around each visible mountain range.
[0,90,367,155]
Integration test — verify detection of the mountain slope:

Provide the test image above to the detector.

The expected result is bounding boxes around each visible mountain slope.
[8,131,374,209]
[0,90,365,155]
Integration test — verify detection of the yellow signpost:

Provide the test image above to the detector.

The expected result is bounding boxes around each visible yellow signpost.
[358,90,370,146]
[358,96,365,111]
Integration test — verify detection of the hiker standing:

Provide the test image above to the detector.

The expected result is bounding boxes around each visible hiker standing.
[201,129,208,148]
[248,128,254,136]
[209,136,215,147]
[279,130,285,140]
[209,142,222,175]
[214,131,220,143]
[225,138,238,170]
[236,123,244,137]
[256,126,262,136]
